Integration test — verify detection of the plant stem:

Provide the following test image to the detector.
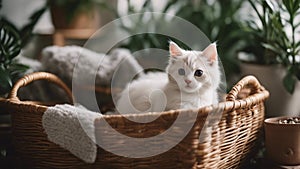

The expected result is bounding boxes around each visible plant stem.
[291,12,296,65]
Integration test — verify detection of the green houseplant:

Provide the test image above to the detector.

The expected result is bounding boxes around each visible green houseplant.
[0,1,45,96]
[240,0,300,116]
[0,19,28,96]
[242,0,300,93]
[114,0,247,85]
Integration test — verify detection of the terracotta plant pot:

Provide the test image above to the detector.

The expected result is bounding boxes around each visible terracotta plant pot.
[50,4,100,30]
[264,116,300,165]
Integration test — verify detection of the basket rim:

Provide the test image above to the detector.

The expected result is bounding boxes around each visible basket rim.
[0,72,270,118]
[0,87,269,118]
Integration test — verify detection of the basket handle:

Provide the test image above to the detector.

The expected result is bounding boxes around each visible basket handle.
[226,75,264,101]
[9,72,74,103]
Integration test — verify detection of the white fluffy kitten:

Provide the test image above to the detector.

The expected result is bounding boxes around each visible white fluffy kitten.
[116,42,221,114]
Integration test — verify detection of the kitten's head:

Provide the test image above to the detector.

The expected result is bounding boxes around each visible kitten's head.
[166,41,220,93]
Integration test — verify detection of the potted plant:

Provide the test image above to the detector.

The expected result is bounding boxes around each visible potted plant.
[239,0,300,117]
[0,20,28,98]
[48,0,115,30]
[264,116,300,165]
[115,0,247,87]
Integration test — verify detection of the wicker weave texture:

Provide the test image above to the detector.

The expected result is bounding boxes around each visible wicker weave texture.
[0,72,269,169]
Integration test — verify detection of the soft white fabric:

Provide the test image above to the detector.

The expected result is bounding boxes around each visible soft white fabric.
[42,104,102,163]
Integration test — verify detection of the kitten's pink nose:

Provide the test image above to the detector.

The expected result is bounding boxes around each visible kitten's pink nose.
[185,79,192,84]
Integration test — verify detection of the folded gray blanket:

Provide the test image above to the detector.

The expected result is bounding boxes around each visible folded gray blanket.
[41,46,144,88]
[42,104,102,163]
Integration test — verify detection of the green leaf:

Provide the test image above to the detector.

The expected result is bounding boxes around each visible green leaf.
[162,0,179,13]
[283,69,297,94]
[8,63,28,80]
[0,19,21,61]
[0,68,12,95]
[292,0,300,14]
[282,0,293,14]
[142,0,151,9]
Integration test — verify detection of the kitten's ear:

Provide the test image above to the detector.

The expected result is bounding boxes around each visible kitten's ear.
[202,43,218,62]
[169,41,183,57]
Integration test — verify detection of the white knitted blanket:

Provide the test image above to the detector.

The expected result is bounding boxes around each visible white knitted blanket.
[42,104,102,163]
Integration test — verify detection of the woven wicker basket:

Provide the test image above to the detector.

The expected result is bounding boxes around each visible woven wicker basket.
[0,72,269,169]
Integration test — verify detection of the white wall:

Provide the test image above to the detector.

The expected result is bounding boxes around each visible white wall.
[0,0,53,34]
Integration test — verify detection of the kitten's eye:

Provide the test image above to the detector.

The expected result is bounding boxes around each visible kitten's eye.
[194,69,203,77]
[178,68,185,76]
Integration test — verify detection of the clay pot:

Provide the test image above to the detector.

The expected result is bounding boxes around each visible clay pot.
[50,4,100,30]
[264,116,300,165]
